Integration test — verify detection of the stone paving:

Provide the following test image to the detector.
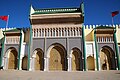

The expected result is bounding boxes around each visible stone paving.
[0,70,120,80]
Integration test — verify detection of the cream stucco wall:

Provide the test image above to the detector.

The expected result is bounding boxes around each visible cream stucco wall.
[0,29,4,40]
[24,29,30,43]
[116,27,120,43]
[85,29,94,41]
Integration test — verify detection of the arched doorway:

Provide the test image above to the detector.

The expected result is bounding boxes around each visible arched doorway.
[22,56,28,70]
[49,44,66,71]
[34,49,44,70]
[8,48,18,69]
[100,46,116,70]
[71,48,82,71]
[87,56,95,70]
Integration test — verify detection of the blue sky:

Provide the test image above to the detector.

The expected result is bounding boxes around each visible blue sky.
[0,0,120,28]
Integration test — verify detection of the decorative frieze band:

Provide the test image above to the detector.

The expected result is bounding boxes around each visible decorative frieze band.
[6,37,20,44]
[96,36,113,42]
[32,27,82,38]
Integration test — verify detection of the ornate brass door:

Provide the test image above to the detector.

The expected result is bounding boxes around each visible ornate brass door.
[100,51,109,70]
[35,51,43,70]
[49,46,65,71]
[8,50,18,69]
[100,47,116,70]
[72,51,80,71]
[22,56,28,70]
[87,56,95,70]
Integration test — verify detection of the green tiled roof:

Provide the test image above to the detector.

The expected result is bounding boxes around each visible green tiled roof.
[94,26,115,29]
[3,28,21,33]
[32,7,81,15]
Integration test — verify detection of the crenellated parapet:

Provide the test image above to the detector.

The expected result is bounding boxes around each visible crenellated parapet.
[84,24,120,29]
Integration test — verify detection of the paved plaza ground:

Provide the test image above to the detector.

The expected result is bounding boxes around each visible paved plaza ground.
[0,70,120,80]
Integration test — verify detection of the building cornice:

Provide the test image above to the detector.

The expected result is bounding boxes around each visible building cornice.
[31,7,81,15]
[30,13,82,20]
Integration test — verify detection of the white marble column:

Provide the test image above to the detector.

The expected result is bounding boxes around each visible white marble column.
[64,28,66,36]
[55,28,56,37]
[57,28,60,37]
[17,58,20,70]
[40,29,42,37]
[44,57,49,71]
[70,28,71,36]
[35,29,37,37]
[97,37,99,42]
[75,28,77,36]
[49,28,51,37]
[67,57,72,71]
[19,57,23,70]
[79,28,81,36]
[50,28,52,37]
[73,28,74,36]
[68,28,70,36]
[44,28,45,37]
[48,28,49,37]
[52,28,53,37]
[3,57,6,70]
[107,37,108,42]
[102,37,104,42]
[71,28,73,36]
[110,37,111,42]
[33,58,35,71]
[32,29,34,37]
[60,28,62,37]
[108,37,110,42]
[29,58,32,71]
[66,28,68,37]
[98,57,101,70]
[38,29,40,37]
[46,28,48,37]
[37,29,38,37]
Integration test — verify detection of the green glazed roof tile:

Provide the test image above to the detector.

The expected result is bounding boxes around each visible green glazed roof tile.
[32,7,81,15]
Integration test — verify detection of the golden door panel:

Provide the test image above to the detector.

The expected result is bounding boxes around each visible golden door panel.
[35,51,43,70]
[8,50,17,69]
[49,46,65,71]
[100,46,116,70]
[72,53,76,71]
[87,56,95,70]
[100,50,109,70]
[22,56,28,70]
[72,51,80,71]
